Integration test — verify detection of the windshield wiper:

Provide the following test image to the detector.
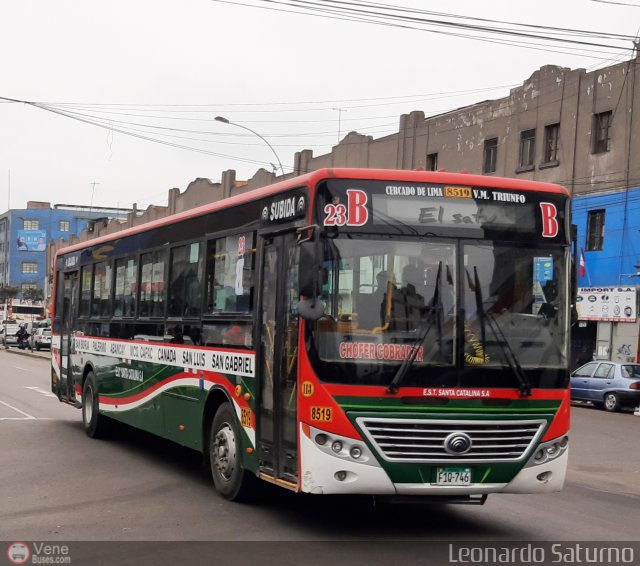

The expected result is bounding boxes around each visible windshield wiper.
[387,262,443,394]
[471,266,532,397]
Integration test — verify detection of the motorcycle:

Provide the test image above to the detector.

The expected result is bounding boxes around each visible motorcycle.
[17,335,30,350]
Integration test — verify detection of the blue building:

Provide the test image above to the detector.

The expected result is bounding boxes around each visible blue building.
[0,202,127,300]
[571,189,640,368]
[574,188,640,286]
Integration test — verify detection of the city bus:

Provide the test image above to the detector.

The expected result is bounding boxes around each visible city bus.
[51,168,571,503]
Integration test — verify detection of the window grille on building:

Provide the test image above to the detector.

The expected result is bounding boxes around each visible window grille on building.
[518,129,536,169]
[543,123,560,163]
[483,138,498,173]
[23,220,40,231]
[59,220,70,232]
[22,262,38,274]
[593,111,612,154]
[586,209,606,251]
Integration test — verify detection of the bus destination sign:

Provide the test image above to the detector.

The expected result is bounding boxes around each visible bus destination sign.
[322,180,564,239]
[372,184,536,232]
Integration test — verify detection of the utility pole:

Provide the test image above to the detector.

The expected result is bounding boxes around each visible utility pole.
[332,108,348,144]
[89,181,100,213]
[3,170,9,328]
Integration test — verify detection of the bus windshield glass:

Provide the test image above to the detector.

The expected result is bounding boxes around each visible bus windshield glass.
[307,235,569,389]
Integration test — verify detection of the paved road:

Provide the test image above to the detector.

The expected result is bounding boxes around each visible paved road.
[1,348,639,543]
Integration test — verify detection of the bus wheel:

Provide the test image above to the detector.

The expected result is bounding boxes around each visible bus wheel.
[209,403,255,501]
[82,372,110,438]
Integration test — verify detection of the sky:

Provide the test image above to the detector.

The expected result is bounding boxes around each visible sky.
[1,0,639,212]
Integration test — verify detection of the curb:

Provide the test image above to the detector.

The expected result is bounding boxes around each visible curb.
[3,348,50,360]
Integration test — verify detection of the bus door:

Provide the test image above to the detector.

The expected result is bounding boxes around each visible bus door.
[257,231,300,484]
[58,271,79,402]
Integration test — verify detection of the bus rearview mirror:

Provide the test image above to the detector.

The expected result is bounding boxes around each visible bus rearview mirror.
[298,241,318,298]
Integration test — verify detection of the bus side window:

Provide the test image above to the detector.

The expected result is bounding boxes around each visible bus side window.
[168,243,203,318]
[139,250,166,318]
[92,261,112,317]
[205,232,255,315]
[202,322,253,348]
[53,270,65,334]
[114,257,137,317]
[80,265,92,317]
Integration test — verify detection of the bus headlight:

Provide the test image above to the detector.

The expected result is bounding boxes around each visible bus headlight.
[350,446,363,459]
[307,424,375,465]
[525,436,568,468]
[315,434,328,446]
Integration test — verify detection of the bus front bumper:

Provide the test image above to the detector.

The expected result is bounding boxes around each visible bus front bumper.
[299,425,568,496]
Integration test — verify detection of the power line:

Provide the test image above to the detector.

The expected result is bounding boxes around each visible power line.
[42,84,517,110]
[210,0,633,59]
[591,0,640,6]
[0,97,291,171]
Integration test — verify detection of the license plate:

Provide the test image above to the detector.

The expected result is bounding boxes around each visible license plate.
[434,468,472,486]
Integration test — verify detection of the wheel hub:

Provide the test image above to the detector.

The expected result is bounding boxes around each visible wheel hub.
[213,424,236,481]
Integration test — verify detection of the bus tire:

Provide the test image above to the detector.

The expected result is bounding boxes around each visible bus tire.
[209,402,255,501]
[82,372,110,438]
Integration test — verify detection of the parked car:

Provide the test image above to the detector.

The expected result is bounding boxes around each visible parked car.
[0,324,20,347]
[570,361,640,412]
[28,327,52,351]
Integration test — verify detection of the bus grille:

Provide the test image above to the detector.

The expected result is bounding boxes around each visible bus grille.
[356,417,547,463]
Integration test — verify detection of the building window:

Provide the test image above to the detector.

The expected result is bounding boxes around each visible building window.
[23,220,40,231]
[483,138,498,173]
[586,209,606,251]
[593,111,612,154]
[543,123,560,163]
[518,129,536,169]
[426,153,438,171]
[22,262,38,274]
[21,282,37,292]
[59,220,70,232]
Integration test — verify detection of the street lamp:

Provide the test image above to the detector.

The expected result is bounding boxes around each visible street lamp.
[214,116,284,177]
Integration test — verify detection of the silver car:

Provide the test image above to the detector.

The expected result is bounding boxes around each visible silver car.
[29,327,52,351]
[570,361,640,412]
[0,324,20,347]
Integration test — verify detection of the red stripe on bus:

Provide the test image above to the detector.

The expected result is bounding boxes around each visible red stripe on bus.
[98,371,242,407]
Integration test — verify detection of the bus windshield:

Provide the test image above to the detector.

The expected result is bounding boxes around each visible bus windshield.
[307,234,569,389]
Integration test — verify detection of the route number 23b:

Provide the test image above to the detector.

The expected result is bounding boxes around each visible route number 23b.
[323,189,369,227]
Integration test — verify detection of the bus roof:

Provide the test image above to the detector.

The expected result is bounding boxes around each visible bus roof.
[55,167,569,257]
